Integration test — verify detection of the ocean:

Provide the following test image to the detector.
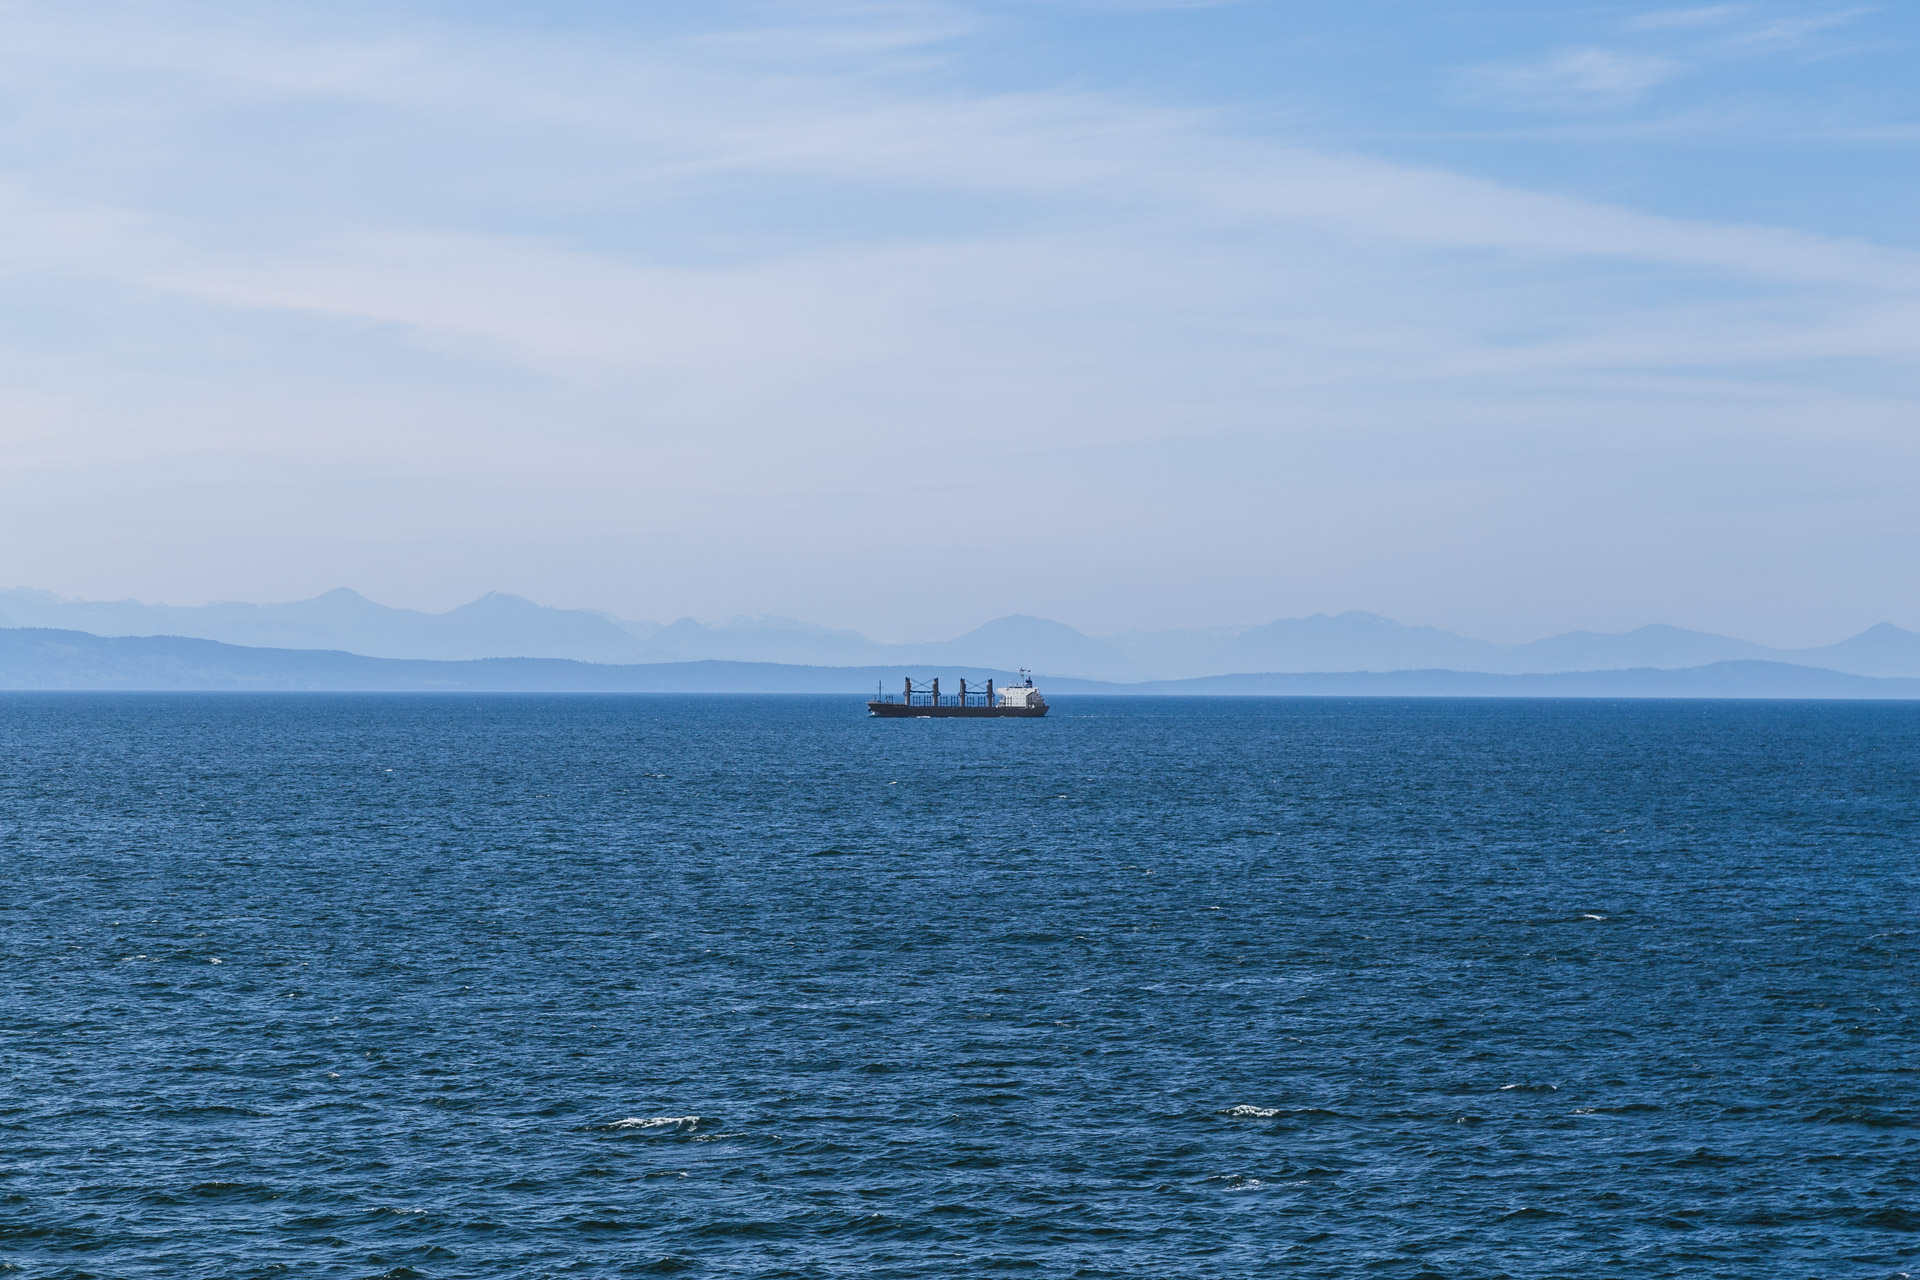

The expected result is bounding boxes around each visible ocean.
[3,694,1916,1278]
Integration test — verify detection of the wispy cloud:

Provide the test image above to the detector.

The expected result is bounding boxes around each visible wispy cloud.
[1627,5,1750,31]
[0,0,1914,635]
[0,2,1912,381]
[1457,47,1681,110]
[1627,1,1869,47]
[7,10,1912,295]
[1465,5,1876,123]
[1715,6,1869,53]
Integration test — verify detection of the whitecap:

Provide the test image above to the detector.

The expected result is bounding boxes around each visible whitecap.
[608,1115,702,1132]
[1223,1105,1283,1118]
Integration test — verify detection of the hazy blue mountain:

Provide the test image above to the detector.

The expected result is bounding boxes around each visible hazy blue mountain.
[1496,624,1770,674]
[1784,624,1920,678]
[1109,615,1920,679]
[1104,626,1241,677]
[3,628,1914,699]
[1048,661,1920,700]
[7,586,1920,681]
[710,615,870,640]
[0,587,657,663]
[1488,622,1920,677]
[0,628,1022,693]
[1210,612,1503,675]
[639,617,892,667]
[0,588,1143,675]
[915,614,1137,682]
[396,592,656,662]
[632,613,1137,679]
[0,588,208,641]
[0,588,936,669]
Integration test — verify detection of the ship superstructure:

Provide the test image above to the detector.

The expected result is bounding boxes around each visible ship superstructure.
[868,671,1048,718]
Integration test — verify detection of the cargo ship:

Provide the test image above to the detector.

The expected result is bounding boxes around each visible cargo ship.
[868,671,1048,718]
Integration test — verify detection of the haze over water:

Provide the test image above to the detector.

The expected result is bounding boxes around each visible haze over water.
[5,694,1916,1277]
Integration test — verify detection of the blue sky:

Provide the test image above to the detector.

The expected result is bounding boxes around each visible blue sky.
[0,0,1915,643]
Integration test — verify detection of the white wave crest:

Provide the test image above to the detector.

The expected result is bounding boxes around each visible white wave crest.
[608,1115,702,1132]
[1223,1105,1282,1118]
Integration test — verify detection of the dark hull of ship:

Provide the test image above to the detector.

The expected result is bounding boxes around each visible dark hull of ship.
[868,702,1048,718]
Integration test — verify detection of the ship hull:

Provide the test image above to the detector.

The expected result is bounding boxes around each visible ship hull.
[868,702,1048,718]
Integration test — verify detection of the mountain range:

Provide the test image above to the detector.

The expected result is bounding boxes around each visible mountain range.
[4,587,1920,681]
[3,628,1917,699]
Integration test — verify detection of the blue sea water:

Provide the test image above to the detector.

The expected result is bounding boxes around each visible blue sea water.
[2,694,1917,1279]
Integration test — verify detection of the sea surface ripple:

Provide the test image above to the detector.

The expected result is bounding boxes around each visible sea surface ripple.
[2,694,1917,1278]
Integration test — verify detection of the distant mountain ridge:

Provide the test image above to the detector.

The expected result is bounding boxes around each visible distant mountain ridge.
[1187,614,1920,679]
[0,587,655,664]
[1,628,1916,699]
[5,588,1919,681]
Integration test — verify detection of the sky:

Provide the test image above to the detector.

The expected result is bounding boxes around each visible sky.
[0,0,1915,645]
